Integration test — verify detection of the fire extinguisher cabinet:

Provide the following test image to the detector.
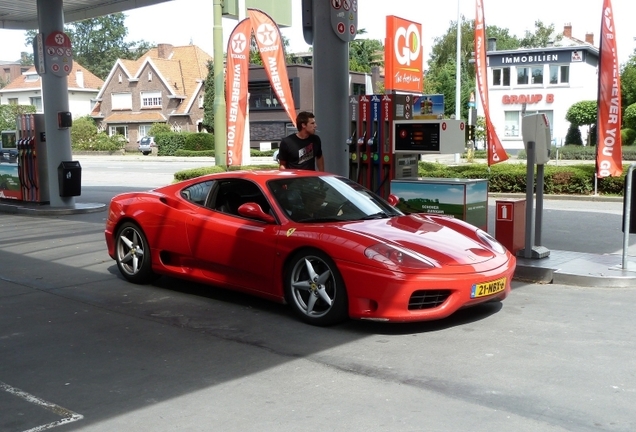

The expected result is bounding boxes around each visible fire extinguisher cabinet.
[495,198,526,254]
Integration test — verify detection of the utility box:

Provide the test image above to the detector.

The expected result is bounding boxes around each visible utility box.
[58,161,81,197]
[495,199,526,254]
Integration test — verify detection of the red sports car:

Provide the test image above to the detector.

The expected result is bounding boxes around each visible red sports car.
[105,170,516,326]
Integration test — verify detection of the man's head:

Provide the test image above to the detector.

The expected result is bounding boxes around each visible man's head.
[296,111,317,136]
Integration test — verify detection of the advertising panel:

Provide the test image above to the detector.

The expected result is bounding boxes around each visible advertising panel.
[384,16,423,93]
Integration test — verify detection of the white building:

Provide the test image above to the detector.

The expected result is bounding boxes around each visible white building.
[481,25,599,150]
[0,65,103,118]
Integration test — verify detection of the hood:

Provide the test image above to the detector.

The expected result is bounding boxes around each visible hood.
[342,214,496,267]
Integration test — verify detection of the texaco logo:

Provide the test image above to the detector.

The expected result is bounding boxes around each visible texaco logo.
[231,32,247,54]
[256,23,277,46]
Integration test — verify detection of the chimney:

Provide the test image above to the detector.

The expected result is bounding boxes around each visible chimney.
[585,32,594,45]
[487,37,497,51]
[76,69,84,88]
[157,43,173,59]
[563,23,572,38]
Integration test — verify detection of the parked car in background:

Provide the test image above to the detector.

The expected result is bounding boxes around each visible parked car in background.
[138,136,156,155]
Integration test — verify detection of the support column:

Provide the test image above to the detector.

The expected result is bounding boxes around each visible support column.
[312,1,349,177]
[37,0,74,207]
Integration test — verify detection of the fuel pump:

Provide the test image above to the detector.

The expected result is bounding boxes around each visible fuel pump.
[357,95,371,188]
[347,96,359,182]
[369,95,381,193]
[16,114,49,203]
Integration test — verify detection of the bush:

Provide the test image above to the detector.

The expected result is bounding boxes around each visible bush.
[72,132,123,152]
[621,128,636,146]
[155,132,189,156]
[565,123,583,145]
[70,116,98,146]
[184,132,214,151]
[148,123,172,137]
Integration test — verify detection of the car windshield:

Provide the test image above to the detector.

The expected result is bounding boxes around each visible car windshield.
[268,176,403,223]
[140,137,151,144]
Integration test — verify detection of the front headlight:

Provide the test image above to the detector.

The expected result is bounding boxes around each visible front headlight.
[476,229,506,254]
[364,243,437,270]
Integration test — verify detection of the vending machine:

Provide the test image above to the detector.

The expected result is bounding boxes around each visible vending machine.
[0,130,20,200]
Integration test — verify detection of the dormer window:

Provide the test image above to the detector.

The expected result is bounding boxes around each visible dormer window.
[148,71,152,82]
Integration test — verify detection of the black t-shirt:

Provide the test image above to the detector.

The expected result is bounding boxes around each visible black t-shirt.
[278,133,322,170]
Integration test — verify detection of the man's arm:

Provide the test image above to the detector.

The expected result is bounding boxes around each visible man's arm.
[316,155,324,172]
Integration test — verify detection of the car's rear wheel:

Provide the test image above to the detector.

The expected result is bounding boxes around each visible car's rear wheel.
[284,249,348,326]
[115,222,158,284]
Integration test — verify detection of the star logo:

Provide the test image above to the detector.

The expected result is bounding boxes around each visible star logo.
[231,32,247,53]
[55,33,65,45]
[256,23,277,46]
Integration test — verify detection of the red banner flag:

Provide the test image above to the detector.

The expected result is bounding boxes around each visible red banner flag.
[475,0,508,166]
[248,8,297,128]
[225,18,251,167]
[596,0,622,178]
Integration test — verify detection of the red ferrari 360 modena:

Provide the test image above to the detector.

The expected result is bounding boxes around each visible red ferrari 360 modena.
[105,170,516,326]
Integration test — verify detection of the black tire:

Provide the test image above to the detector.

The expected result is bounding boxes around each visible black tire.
[142,151,150,155]
[115,222,158,284]
[284,249,348,326]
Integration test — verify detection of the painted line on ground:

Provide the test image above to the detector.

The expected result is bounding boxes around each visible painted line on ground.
[0,381,83,431]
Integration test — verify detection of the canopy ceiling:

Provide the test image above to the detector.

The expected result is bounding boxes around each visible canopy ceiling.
[0,0,172,29]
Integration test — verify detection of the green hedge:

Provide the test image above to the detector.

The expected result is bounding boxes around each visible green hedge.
[184,132,214,151]
[173,164,279,181]
[419,161,629,196]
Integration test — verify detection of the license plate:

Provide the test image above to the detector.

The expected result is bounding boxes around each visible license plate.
[471,277,506,298]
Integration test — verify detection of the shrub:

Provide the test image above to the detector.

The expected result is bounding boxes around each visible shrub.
[148,123,172,137]
[565,123,583,145]
[155,132,189,156]
[621,128,636,146]
[184,132,214,151]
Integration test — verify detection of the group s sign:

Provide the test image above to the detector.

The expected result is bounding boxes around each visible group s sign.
[385,16,423,94]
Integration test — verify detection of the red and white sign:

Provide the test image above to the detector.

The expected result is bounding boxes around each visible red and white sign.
[44,30,73,77]
[497,203,513,221]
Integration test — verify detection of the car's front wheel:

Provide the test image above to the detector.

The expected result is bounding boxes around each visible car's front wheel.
[284,249,348,326]
[115,222,158,284]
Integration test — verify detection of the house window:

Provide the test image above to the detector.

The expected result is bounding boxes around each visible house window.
[549,65,570,85]
[492,67,510,86]
[148,71,153,82]
[516,66,543,85]
[352,83,366,95]
[109,125,128,141]
[112,92,132,110]
[139,124,152,138]
[504,111,520,137]
[8,98,18,105]
[30,97,43,112]
[198,94,204,108]
[118,73,122,83]
[141,91,162,108]
[248,80,291,110]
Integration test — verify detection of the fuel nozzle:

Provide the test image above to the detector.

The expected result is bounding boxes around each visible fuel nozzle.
[357,130,367,147]
[346,130,356,146]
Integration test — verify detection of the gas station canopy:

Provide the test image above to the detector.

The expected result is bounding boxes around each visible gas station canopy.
[0,0,172,29]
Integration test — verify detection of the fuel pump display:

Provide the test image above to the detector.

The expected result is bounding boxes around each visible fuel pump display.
[0,130,21,200]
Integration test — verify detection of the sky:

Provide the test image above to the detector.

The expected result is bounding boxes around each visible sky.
[0,0,634,65]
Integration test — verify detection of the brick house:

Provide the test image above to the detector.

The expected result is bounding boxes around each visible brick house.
[91,43,211,150]
[0,64,102,116]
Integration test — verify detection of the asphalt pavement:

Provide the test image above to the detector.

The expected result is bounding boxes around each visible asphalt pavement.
[1,154,636,431]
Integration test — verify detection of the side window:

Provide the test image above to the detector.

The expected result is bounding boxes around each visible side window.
[212,179,271,217]
[181,180,215,206]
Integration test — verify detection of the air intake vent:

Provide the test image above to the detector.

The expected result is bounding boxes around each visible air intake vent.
[408,290,451,310]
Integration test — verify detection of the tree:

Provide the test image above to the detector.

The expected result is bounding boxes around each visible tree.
[621,51,636,111]
[349,29,383,73]
[624,103,636,131]
[519,20,563,48]
[565,100,597,145]
[202,60,215,133]
[24,13,152,80]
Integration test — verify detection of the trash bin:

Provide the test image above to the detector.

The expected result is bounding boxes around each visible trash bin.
[58,161,81,197]
[495,199,525,254]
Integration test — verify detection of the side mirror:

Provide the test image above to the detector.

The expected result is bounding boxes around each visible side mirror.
[238,203,276,223]
[387,194,400,207]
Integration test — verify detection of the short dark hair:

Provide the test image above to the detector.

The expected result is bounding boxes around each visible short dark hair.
[296,111,315,131]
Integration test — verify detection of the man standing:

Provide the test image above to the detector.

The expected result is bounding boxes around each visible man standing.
[278,111,325,171]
